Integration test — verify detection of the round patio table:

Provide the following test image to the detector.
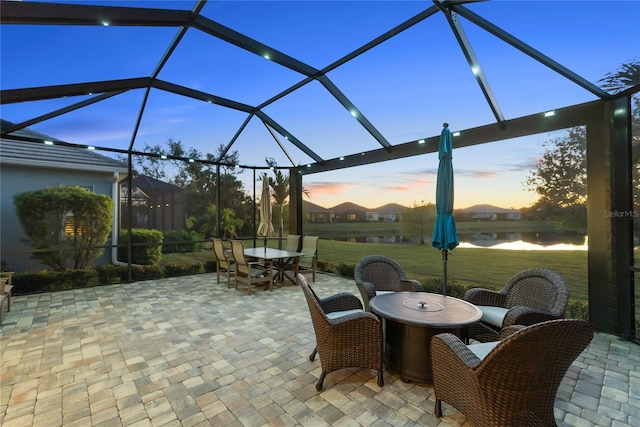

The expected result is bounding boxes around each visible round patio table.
[370,292,482,383]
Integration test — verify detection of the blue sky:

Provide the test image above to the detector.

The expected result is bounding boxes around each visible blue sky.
[2,0,639,209]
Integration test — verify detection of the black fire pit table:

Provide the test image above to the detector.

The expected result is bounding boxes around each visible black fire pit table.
[370,291,482,383]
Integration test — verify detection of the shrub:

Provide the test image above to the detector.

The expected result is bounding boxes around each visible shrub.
[336,262,355,278]
[130,265,164,281]
[118,229,163,265]
[566,299,589,320]
[162,230,200,254]
[95,265,121,285]
[203,260,217,273]
[164,263,201,276]
[13,186,113,270]
[421,277,468,299]
[12,271,62,294]
[63,269,97,288]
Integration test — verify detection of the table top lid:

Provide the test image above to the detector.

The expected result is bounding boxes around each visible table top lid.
[370,292,482,327]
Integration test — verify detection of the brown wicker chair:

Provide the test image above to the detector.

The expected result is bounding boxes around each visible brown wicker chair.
[354,255,423,311]
[212,238,235,287]
[464,268,569,342]
[230,240,273,295]
[298,273,384,391]
[431,319,593,426]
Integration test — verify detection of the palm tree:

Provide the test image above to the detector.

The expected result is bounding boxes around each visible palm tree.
[265,158,290,249]
[598,59,639,94]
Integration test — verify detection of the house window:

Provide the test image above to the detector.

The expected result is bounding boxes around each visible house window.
[64,213,85,238]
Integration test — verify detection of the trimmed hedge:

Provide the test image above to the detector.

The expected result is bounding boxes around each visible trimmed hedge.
[162,230,200,254]
[118,228,163,265]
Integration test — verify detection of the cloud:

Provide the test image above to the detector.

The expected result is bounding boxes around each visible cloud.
[305,181,356,196]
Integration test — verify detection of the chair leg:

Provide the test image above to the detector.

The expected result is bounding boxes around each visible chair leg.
[309,346,318,361]
[434,398,442,417]
[316,370,327,391]
[377,369,384,387]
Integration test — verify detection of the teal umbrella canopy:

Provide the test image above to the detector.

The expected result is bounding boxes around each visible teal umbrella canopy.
[431,123,459,295]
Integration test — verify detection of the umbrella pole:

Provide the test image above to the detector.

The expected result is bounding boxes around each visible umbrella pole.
[442,250,448,296]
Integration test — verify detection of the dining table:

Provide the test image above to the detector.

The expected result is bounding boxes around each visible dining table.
[243,247,304,284]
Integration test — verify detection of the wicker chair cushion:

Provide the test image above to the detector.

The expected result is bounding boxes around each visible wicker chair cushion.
[326,309,363,320]
[467,341,499,360]
[478,305,508,327]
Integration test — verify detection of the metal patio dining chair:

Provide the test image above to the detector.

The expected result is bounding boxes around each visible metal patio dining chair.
[230,240,273,295]
[298,273,384,391]
[463,268,570,342]
[284,234,301,252]
[287,235,319,284]
[354,255,423,311]
[212,238,235,288]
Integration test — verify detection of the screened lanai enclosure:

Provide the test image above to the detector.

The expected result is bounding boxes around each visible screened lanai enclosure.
[1,1,638,339]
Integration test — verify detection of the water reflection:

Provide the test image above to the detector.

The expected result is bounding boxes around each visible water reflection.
[457,232,588,250]
[328,232,589,250]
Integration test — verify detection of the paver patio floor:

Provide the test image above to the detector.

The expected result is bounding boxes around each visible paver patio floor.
[1,272,638,426]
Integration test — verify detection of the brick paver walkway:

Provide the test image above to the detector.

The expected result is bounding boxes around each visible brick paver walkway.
[1,273,638,426]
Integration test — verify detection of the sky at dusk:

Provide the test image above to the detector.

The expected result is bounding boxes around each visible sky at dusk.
[2,0,639,209]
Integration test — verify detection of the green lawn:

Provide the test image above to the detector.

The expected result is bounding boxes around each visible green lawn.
[167,225,590,302]
[315,239,589,301]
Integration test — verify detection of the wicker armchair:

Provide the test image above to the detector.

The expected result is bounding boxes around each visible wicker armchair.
[431,319,593,426]
[464,268,569,342]
[298,273,384,391]
[212,238,235,287]
[354,255,423,311]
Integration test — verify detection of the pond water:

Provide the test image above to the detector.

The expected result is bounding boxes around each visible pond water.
[328,232,589,250]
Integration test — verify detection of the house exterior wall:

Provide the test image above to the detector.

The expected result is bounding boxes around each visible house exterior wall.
[1,164,118,272]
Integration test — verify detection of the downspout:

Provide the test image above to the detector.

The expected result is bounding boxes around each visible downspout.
[111,172,122,265]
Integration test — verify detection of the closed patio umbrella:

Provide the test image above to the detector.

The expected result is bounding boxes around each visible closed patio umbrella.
[431,123,459,296]
[257,174,274,249]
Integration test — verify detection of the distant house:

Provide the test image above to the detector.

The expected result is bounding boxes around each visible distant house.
[304,200,332,223]
[367,203,408,222]
[0,121,128,272]
[456,204,522,222]
[120,175,186,231]
[330,202,367,222]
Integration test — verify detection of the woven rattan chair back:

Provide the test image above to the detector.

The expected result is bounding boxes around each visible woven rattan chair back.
[354,255,408,292]
[432,319,593,426]
[502,268,569,314]
[298,273,384,391]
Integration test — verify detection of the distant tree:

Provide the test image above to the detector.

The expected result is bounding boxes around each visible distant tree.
[524,127,587,208]
[524,60,640,231]
[523,127,587,230]
[125,140,254,238]
[14,186,113,270]
[400,201,435,245]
